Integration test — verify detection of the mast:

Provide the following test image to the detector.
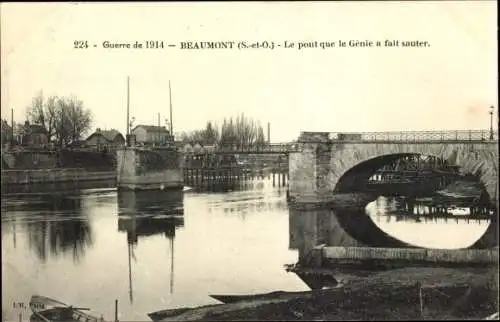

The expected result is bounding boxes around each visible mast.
[128,240,133,303]
[126,76,130,137]
[12,220,16,249]
[170,237,174,294]
[169,80,173,136]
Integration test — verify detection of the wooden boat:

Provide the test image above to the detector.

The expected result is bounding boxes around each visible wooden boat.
[148,308,192,321]
[485,312,499,320]
[209,290,319,304]
[29,295,100,322]
[210,291,289,304]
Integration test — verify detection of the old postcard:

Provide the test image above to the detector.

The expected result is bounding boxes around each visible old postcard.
[1,1,498,321]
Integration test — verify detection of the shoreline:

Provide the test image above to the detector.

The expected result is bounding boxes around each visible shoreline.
[148,266,498,321]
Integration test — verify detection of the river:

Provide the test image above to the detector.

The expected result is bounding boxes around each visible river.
[1,179,492,321]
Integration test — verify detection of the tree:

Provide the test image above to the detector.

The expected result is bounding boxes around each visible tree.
[203,121,219,145]
[219,114,266,149]
[26,91,93,147]
[178,114,265,149]
[1,119,12,146]
[58,96,92,144]
[26,91,58,141]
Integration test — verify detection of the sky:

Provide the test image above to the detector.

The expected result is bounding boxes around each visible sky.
[1,1,497,142]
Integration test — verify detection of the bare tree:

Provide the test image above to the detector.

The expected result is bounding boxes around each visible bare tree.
[26,91,59,141]
[26,91,93,147]
[59,96,92,143]
[180,115,265,149]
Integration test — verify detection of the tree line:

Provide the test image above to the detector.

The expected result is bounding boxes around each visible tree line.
[178,114,267,149]
[1,91,93,147]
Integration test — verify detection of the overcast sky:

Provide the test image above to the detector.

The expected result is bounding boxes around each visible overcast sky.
[1,1,497,142]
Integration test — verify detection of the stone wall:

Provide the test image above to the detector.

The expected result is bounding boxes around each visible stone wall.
[1,150,116,170]
[318,246,498,267]
[1,168,116,185]
[288,146,317,201]
[2,151,58,169]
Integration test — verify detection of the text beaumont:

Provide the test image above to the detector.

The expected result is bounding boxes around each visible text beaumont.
[180,41,236,49]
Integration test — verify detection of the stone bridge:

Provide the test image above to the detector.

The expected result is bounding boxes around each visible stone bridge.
[288,130,498,249]
[288,131,498,205]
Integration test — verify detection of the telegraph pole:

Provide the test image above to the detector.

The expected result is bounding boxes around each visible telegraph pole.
[11,108,14,145]
[127,76,130,136]
[158,112,161,145]
[267,122,270,144]
[169,80,173,136]
[489,105,494,140]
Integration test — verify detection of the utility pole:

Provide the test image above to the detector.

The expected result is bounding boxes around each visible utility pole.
[11,108,14,145]
[169,80,173,136]
[126,76,130,136]
[267,122,270,144]
[489,105,495,140]
[158,112,161,145]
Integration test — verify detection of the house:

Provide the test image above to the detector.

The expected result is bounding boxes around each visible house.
[20,121,49,148]
[131,125,173,145]
[86,128,125,149]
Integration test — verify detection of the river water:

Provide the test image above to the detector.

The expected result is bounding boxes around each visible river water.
[1,179,492,321]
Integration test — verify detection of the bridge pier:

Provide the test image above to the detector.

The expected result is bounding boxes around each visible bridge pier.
[117,147,183,191]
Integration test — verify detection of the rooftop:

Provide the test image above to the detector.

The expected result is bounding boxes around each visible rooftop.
[87,129,124,142]
[132,125,170,133]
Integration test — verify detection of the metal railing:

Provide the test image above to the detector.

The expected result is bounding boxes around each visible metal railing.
[300,130,498,143]
[191,143,300,154]
[171,130,499,155]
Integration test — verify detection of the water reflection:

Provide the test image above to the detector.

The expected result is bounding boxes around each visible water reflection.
[366,196,493,249]
[188,179,271,194]
[288,195,492,263]
[2,180,304,322]
[117,189,184,243]
[116,189,185,303]
[287,195,494,289]
[3,193,94,263]
[2,179,116,195]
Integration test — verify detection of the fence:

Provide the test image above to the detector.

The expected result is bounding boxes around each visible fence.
[300,130,498,143]
[191,143,300,154]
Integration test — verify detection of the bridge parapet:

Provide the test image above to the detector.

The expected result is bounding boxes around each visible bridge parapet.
[186,143,300,154]
[299,130,498,143]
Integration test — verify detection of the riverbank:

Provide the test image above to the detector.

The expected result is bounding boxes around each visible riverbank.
[151,266,498,321]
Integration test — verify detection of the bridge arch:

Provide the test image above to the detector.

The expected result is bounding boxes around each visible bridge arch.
[321,143,498,248]
[326,143,498,205]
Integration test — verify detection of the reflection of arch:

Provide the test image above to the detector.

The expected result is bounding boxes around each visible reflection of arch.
[288,205,410,264]
[323,143,498,204]
[289,197,497,253]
